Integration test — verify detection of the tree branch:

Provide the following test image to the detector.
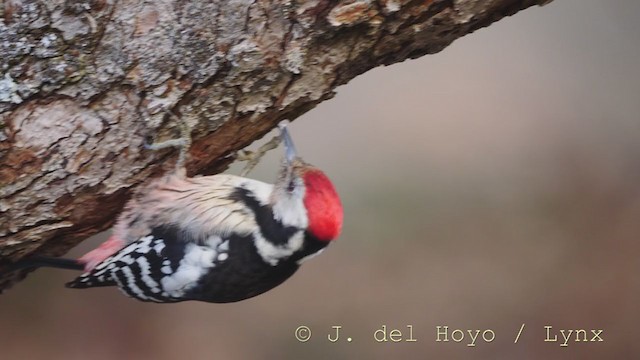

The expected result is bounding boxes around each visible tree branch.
[0,0,552,291]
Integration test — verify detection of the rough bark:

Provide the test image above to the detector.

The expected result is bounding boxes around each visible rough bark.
[0,0,552,292]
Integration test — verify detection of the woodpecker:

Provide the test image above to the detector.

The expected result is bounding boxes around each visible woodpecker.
[17,122,343,303]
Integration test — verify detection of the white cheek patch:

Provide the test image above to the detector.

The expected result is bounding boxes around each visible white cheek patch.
[253,230,305,266]
[272,190,308,229]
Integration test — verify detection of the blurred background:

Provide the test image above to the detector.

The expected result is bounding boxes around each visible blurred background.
[1,0,639,358]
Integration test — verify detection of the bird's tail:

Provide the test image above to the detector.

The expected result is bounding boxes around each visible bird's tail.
[7,256,84,272]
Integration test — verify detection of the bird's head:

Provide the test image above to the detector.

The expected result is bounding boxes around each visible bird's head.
[271,122,343,242]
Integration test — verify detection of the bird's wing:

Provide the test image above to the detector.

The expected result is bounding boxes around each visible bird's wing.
[77,174,273,272]
[67,225,231,302]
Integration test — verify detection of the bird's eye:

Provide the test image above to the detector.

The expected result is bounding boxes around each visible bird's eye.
[287,181,296,192]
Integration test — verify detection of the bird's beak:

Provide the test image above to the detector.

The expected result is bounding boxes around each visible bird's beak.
[278,121,297,165]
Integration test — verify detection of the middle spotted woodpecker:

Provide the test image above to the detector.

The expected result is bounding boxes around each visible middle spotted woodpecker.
[19,122,343,303]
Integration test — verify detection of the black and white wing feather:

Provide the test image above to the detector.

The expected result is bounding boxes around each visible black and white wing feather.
[67,226,231,303]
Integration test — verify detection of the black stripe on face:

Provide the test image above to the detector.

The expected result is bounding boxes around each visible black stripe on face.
[231,188,299,245]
